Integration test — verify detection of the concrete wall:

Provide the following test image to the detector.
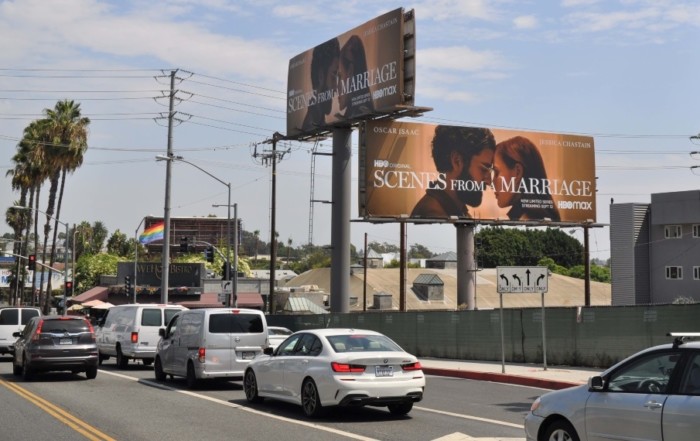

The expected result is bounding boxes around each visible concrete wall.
[267,303,700,369]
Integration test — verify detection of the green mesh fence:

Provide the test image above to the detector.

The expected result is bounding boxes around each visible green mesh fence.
[265,303,700,368]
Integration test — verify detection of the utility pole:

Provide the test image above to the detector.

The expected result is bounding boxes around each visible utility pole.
[160,69,177,304]
[255,132,290,314]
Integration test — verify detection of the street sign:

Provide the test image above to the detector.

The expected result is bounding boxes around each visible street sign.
[497,266,548,293]
[219,280,233,304]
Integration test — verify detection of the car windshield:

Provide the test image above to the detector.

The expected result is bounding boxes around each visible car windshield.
[327,334,403,353]
[41,319,90,333]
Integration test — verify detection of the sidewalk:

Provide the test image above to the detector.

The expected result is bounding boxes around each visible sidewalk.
[419,358,602,390]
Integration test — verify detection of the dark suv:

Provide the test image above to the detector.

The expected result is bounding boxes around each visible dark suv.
[12,315,99,380]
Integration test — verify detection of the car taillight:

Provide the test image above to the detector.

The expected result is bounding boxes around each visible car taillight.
[131,332,138,343]
[198,347,206,363]
[331,362,365,373]
[32,320,44,341]
[401,362,422,371]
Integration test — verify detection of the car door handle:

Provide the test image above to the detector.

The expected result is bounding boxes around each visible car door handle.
[644,401,663,409]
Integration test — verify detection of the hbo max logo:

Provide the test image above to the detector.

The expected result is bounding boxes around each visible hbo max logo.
[374,159,390,167]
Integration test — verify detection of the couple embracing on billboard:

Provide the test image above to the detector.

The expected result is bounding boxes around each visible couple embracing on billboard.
[361,121,596,224]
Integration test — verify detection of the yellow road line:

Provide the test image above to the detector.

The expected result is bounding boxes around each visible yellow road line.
[0,378,116,441]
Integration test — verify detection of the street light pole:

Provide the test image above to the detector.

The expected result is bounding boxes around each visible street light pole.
[157,155,235,306]
[134,216,147,303]
[13,205,70,315]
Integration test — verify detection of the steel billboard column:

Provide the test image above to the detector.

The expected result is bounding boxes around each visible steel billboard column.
[456,223,476,310]
[330,128,351,313]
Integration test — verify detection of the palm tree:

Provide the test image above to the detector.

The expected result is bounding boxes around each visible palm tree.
[286,238,293,269]
[40,100,90,312]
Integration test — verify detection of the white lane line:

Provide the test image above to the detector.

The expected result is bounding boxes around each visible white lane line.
[100,370,379,441]
[433,434,524,441]
[415,406,523,429]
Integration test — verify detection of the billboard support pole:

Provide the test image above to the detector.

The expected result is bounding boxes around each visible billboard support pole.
[456,223,476,310]
[330,128,351,313]
[584,222,591,306]
[400,222,406,311]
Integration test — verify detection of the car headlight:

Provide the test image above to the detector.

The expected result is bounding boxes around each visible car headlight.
[530,397,541,413]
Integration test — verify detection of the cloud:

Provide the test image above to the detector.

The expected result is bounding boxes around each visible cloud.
[513,15,538,29]
[420,46,508,72]
[561,0,601,7]
[411,0,499,21]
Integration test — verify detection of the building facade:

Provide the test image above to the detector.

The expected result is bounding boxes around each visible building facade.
[610,190,700,305]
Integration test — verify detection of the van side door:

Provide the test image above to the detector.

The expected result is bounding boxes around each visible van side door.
[159,313,180,373]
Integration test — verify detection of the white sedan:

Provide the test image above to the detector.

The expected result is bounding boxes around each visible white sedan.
[243,328,425,417]
[266,326,293,350]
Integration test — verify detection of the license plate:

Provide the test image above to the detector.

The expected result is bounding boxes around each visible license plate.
[242,351,255,360]
[375,366,394,377]
[59,338,72,345]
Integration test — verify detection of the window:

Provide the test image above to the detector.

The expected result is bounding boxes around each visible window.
[141,309,162,326]
[209,313,263,334]
[21,309,39,324]
[680,353,700,395]
[694,225,700,238]
[666,266,683,280]
[695,267,700,280]
[665,225,682,239]
[607,351,679,394]
[0,309,18,326]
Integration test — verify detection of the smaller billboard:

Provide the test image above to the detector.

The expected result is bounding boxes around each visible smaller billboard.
[286,8,412,138]
[359,120,596,224]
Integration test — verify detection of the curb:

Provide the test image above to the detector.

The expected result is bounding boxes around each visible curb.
[422,367,582,390]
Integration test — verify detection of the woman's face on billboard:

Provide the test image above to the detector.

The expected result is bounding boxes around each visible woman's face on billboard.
[493,152,521,208]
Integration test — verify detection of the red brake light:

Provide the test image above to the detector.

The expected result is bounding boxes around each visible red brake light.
[198,347,206,362]
[401,361,422,371]
[331,362,365,373]
[32,319,44,341]
[130,332,138,343]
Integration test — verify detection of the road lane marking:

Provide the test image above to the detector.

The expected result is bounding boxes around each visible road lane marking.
[0,378,116,441]
[415,406,523,429]
[101,369,380,441]
[433,434,524,441]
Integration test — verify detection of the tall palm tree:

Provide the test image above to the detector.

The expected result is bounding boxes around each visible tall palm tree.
[41,100,89,312]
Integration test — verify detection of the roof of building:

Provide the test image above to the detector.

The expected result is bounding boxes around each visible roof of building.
[413,274,444,285]
[283,297,329,314]
[428,251,457,262]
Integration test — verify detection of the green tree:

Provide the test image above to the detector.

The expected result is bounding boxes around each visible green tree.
[408,243,435,259]
[74,253,119,292]
[106,229,131,256]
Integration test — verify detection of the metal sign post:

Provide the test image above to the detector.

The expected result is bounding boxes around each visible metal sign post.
[497,266,549,372]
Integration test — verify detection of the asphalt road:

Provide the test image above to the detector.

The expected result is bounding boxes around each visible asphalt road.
[0,356,539,440]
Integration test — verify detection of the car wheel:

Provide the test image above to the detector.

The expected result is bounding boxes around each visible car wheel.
[98,352,108,365]
[388,402,413,415]
[116,347,128,369]
[301,378,325,418]
[12,358,22,376]
[85,366,98,379]
[154,357,166,381]
[21,356,32,381]
[186,362,197,389]
[243,369,262,403]
[542,420,580,441]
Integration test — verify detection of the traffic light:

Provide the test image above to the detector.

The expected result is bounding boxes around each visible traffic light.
[180,236,189,253]
[28,254,36,270]
[64,281,73,294]
[205,246,214,263]
[125,275,131,295]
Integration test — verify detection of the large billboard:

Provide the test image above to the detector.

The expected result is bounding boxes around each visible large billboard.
[287,8,413,138]
[359,120,596,224]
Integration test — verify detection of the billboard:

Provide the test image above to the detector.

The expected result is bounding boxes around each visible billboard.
[359,120,596,224]
[286,8,413,138]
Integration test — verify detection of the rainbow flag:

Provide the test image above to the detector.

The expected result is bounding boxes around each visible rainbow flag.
[139,222,164,244]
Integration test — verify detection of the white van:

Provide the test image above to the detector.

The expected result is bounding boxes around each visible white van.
[155,308,267,388]
[96,304,187,368]
[0,307,41,356]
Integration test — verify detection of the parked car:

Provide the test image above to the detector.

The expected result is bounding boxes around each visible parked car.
[155,308,268,388]
[12,315,99,380]
[266,326,293,350]
[524,332,700,441]
[0,307,41,356]
[95,303,187,368]
[243,328,425,418]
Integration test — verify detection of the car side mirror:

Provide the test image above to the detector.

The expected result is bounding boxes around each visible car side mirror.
[589,375,605,391]
[96,318,105,327]
[12,331,21,338]
[159,328,166,338]
[264,347,274,356]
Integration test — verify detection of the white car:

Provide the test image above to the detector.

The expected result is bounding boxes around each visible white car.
[266,326,293,350]
[243,328,425,417]
[525,332,700,441]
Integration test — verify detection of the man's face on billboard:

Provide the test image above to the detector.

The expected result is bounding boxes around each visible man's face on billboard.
[321,57,339,115]
[456,149,494,206]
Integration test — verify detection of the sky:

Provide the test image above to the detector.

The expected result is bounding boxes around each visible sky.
[1,0,699,263]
